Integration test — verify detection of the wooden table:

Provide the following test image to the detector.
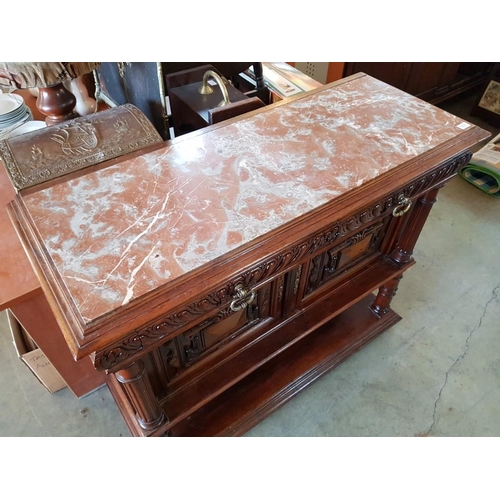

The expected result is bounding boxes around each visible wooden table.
[0,90,109,397]
[0,165,107,397]
[6,73,489,434]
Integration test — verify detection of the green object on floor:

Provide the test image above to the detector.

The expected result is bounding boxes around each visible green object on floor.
[459,161,500,198]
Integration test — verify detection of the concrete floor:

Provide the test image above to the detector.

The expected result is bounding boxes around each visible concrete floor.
[1,90,499,437]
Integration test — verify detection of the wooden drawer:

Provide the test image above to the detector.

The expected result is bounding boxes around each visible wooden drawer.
[302,218,389,301]
[142,279,277,399]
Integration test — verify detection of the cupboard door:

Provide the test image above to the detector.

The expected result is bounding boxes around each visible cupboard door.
[143,280,276,395]
[405,62,460,100]
[343,63,412,90]
[303,217,389,300]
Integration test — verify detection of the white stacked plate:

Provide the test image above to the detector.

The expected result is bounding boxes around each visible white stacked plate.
[7,120,46,138]
[0,93,34,139]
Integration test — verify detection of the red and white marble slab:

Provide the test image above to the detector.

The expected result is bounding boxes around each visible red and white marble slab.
[22,75,473,324]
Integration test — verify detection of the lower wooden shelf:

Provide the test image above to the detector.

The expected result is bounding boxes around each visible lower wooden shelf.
[108,293,401,437]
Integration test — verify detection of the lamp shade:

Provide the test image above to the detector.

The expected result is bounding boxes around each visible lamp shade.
[0,62,100,89]
[0,62,100,126]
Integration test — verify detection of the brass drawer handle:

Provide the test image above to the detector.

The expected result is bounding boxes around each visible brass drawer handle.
[230,285,256,311]
[393,196,412,217]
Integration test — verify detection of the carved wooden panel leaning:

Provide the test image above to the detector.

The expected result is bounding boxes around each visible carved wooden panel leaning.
[0,104,163,191]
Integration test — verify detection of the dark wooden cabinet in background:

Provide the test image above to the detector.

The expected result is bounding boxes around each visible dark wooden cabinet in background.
[95,62,267,140]
[344,62,493,104]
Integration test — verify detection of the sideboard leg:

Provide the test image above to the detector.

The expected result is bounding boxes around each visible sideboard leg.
[370,275,403,316]
[391,187,440,264]
[115,360,167,431]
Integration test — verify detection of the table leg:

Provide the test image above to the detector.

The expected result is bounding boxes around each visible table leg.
[370,275,403,317]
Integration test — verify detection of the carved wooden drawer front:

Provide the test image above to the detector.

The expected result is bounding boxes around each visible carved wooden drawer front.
[304,218,388,299]
[142,280,277,399]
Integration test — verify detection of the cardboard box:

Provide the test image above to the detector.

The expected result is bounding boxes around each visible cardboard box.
[7,309,67,393]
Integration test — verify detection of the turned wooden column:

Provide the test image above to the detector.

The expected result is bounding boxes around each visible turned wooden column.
[115,360,167,431]
[391,187,440,264]
[36,83,78,126]
[371,275,403,316]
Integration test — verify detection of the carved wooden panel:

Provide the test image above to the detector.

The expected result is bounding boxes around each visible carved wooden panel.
[143,282,273,396]
[305,220,386,297]
[0,104,162,191]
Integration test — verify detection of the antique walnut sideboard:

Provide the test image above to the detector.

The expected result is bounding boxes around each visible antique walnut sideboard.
[2,73,489,436]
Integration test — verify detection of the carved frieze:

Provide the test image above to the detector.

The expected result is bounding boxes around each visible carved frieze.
[94,151,471,371]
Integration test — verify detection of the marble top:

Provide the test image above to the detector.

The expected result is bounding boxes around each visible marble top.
[22,75,474,324]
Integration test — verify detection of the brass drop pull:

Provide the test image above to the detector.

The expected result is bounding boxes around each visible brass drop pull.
[392,196,412,217]
[230,284,256,311]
